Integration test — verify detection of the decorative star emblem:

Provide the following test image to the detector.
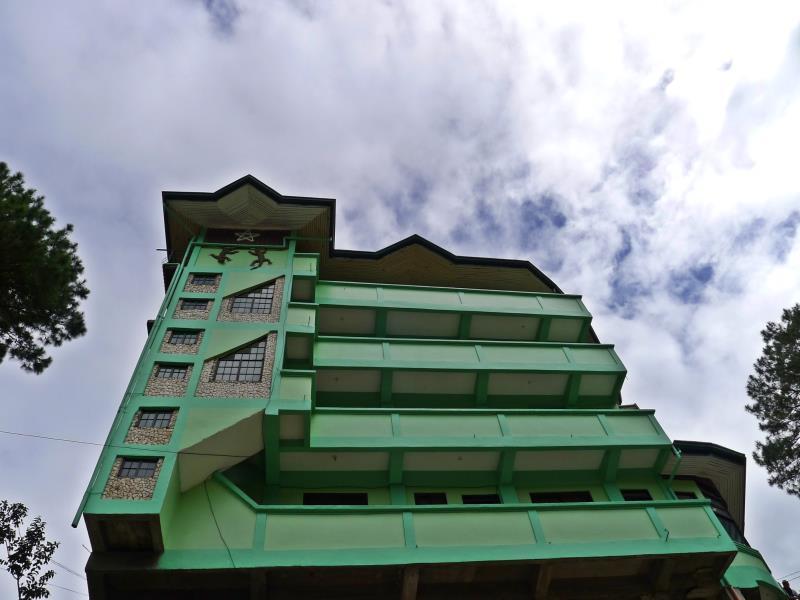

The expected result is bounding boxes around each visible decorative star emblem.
[234,230,259,242]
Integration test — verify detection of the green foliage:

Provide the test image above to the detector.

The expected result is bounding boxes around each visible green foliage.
[0,162,89,373]
[746,304,800,497]
[0,500,59,599]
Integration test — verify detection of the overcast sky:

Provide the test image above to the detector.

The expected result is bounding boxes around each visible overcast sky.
[2,1,800,597]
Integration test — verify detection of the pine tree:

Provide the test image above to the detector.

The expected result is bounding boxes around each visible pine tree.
[746,304,800,497]
[0,162,89,373]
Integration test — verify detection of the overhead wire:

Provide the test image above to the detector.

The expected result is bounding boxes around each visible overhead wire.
[0,429,253,459]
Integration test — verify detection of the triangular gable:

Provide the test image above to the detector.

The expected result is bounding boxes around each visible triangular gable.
[223,272,281,297]
[205,328,267,360]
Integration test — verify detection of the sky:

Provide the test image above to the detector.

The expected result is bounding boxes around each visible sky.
[1,0,800,596]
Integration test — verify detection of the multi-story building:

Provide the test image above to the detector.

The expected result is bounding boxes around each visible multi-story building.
[74,176,784,599]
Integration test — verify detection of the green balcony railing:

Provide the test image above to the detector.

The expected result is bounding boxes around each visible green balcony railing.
[316,280,592,342]
[313,337,626,409]
[157,473,737,569]
[308,408,669,451]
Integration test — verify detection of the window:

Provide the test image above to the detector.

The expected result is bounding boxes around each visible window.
[530,491,593,504]
[214,339,266,382]
[156,364,189,379]
[414,492,448,505]
[118,458,158,478]
[462,494,501,504]
[302,492,368,505]
[675,491,697,500]
[168,330,199,345]
[231,283,275,314]
[137,410,174,429]
[190,273,218,286]
[181,299,209,311]
[621,489,653,501]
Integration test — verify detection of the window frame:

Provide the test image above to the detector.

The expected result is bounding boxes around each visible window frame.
[118,458,159,479]
[213,339,267,382]
[414,492,448,505]
[180,299,210,311]
[190,273,219,286]
[530,491,594,504]
[137,409,175,429]
[461,493,501,505]
[620,489,654,501]
[230,283,276,314]
[155,364,189,380]
[168,330,200,345]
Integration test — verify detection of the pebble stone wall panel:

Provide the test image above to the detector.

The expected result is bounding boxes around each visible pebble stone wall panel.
[183,274,220,294]
[144,365,193,397]
[173,300,213,321]
[217,277,284,324]
[124,410,178,445]
[102,457,163,500]
[160,331,204,355]
[195,333,277,398]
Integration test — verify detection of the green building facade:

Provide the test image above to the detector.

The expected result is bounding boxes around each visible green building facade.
[75,176,784,599]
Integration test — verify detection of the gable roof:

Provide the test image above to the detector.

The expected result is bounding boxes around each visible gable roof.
[162,174,562,294]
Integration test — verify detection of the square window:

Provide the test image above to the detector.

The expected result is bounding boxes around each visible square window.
[137,410,175,429]
[181,299,209,311]
[168,330,199,345]
[190,273,218,286]
[118,458,158,478]
[156,364,189,379]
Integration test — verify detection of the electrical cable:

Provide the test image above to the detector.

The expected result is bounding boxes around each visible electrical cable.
[0,429,253,459]
[52,559,86,581]
[48,583,89,596]
[204,480,236,569]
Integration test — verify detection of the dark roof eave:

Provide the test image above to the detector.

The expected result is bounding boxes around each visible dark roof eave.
[160,174,563,295]
[673,440,747,466]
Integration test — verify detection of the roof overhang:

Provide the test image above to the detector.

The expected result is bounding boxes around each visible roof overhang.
[664,440,747,532]
[162,175,562,294]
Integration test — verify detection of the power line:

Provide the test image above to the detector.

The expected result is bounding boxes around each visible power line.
[52,559,86,581]
[204,480,236,569]
[779,568,800,580]
[0,429,252,459]
[48,583,88,597]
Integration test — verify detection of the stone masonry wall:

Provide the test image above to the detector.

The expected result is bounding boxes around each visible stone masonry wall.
[195,333,276,398]
[160,330,204,354]
[124,410,178,445]
[183,274,220,294]
[217,277,284,324]
[144,365,192,396]
[173,300,212,320]
[102,457,163,500]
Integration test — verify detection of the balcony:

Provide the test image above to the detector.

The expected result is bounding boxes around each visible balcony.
[158,473,736,570]
[316,281,592,342]
[312,337,625,409]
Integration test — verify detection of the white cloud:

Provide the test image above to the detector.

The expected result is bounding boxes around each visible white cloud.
[1,1,800,595]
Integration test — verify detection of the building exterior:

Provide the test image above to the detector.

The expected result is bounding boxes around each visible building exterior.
[75,176,784,599]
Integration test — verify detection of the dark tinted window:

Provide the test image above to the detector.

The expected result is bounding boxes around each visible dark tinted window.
[462,494,501,504]
[621,489,653,501]
[675,491,697,500]
[303,493,368,505]
[414,492,448,505]
[530,491,593,503]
